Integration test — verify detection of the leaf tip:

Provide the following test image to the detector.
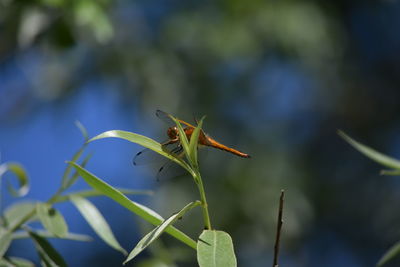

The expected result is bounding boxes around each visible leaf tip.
[337,129,346,138]
[121,248,128,256]
[66,161,78,168]
[75,120,89,141]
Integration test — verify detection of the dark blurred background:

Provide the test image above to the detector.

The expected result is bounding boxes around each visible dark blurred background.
[2,0,400,266]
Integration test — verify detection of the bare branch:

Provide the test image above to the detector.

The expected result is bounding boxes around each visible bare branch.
[273,189,285,267]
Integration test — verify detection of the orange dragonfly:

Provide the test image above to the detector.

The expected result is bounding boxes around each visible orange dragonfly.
[133,110,250,178]
[161,110,250,158]
[140,109,250,157]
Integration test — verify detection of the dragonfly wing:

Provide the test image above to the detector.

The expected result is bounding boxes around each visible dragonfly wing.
[156,110,176,126]
[156,146,209,181]
[156,110,196,128]
[156,158,188,181]
[133,148,161,165]
[133,144,186,181]
[133,142,181,165]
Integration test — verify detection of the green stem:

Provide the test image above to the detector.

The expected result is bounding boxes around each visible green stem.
[194,171,212,230]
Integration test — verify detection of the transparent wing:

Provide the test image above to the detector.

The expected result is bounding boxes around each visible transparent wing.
[156,158,188,181]
[156,110,175,126]
[133,144,187,181]
[133,148,162,166]
[132,142,181,166]
[156,110,196,128]
[155,146,211,181]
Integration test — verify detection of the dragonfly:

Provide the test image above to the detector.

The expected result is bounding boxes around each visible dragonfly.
[133,110,250,179]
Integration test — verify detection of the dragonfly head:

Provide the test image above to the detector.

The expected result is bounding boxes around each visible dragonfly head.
[167,126,179,140]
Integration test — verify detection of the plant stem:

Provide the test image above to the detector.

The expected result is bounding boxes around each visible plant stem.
[194,171,212,230]
[273,190,285,267]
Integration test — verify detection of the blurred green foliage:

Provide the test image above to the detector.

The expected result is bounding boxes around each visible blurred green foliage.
[2,0,400,266]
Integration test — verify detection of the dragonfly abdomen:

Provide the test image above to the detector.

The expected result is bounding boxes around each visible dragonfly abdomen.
[206,137,251,158]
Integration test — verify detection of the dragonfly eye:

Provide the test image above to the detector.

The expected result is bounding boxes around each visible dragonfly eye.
[167,127,179,139]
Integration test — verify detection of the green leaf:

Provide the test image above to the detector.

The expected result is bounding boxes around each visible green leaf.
[0,258,10,267]
[124,201,201,264]
[197,230,237,267]
[380,169,400,176]
[4,202,36,229]
[12,230,92,242]
[60,121,90,189]
[69,195,126,254]
[0,258,12,267]
[68,162,197,250]
[0,231,12,258]
[53,188,153,203]
[75,120,89,142]
[188,116,205,168]
[28,230,67,267]
[0,162,29,197]
[63,153,92,189]
[36,203,68,238]
[61,144,87,189]
[170,117,191,164]
[1,256,35,267]
[339,130,400,170]
[88,130,193,175]
[377,241,400,266]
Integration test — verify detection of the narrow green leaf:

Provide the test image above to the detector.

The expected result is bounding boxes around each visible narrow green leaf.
[69,195,126,254]
[75,120,89,142]
[380,169,400,176]
[0,258,10,267]
[339,130,400,170]
[377,241,400,266]
[53,188,153,203]
[0,231,12,258]
[88,130,192,175]
[170,117,191,164]
[61,144,87,189]
[124,201,201,264]
[68,162,197,250]
[0,162,29,197]
[12,230,92,242]
[0,257,14,267]
[36,203,68,238]
[38,250,54,267]
[197,230,237,267]
[63,153,92,189]
[28,231,67,267]
[2,256,35,267]
[188,116,205,168]
[60,121,89,189]
[4,202,36,229]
